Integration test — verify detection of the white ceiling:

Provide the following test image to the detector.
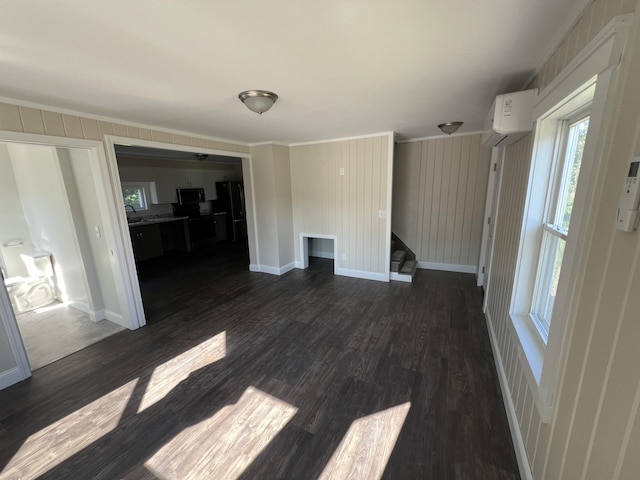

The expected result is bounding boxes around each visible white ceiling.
[0,0,589,144]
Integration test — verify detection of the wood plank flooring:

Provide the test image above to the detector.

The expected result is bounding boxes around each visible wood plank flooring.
[0,243,519,479]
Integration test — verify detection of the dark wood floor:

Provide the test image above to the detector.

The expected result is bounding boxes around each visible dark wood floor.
[0,242,519,479]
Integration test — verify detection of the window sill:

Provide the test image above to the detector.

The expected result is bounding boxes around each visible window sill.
[509,313,552,421]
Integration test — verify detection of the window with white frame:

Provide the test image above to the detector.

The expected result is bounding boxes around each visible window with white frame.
[506,13,629,424]
[531,114,590,342]
[121,182,149,212]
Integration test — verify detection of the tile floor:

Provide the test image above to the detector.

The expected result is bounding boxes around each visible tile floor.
[16,302,125,370]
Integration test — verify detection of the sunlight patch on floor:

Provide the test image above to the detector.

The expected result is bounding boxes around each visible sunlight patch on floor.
[138,331,227,412]
[318,402,411,480]
[144,386,298,480]
[3,379,138,479]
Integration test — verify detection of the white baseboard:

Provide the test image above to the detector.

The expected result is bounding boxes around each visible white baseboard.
[417,261,476,274]
[294,261,389,283]
[68,300,99,322]
[334,267,388,283]
[250,262,296,276]
[0,366,30,390]
[390,271,413,283]
[104,309,124,326]
[93,309,107,322]
[485,308,533,480]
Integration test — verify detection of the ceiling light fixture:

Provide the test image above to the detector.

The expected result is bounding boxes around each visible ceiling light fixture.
[238,90,278,115]
[437,122,463,135]
[194,154,208,161]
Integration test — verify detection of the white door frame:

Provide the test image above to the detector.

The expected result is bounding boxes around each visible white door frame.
[0,131,134,386]
[477,148,503,288]
[481,148,505,312]
[102,136,255,327]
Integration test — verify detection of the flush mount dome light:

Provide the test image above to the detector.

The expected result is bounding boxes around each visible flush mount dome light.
[437,121,463,135]
[238,90,278,115]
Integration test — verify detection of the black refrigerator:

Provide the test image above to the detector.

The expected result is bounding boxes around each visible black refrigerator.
[216,181,247,241]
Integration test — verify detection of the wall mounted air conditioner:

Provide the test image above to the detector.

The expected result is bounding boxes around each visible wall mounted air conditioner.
[482,88,538,147]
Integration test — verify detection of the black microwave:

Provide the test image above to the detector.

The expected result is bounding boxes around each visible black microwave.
[176,188,205,204]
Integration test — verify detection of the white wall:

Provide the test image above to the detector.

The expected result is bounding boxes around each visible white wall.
[290,134,393,281]
[309,238,335,259]
[0,144,35,277]
[60,147,122,321]
[393,134,491,271]
[247,144,295,272]
[8,144,93,312]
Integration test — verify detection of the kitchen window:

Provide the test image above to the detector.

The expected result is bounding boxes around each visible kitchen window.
[122,182,149,211]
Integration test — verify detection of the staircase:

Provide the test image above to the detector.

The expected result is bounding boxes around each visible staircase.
[390,233,417,282]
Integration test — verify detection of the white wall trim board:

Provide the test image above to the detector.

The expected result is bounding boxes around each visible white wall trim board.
[0,130,100,149]
[247,157,261,269]
[0,272,30,386]
[69,300,97,321]
[279,262,296,275]
[106,135,250,162]
[104,310,123,325]
[0,95,252,148]
[417,261,477,274]
[92,309,107,322]
[289,131,395,147]
[334,267,388,283]
[299,233,338,270]
[396,130,490,143]
[533,14,633,119]
[485,309,535,480]
[251,262,296,276]
[256,265,281,275]
[477,148,502,287]
[384,133,394,282]
[249,140,290,148]
[390,271,413,283]
[526,8,630,96]
[0,367,28,390]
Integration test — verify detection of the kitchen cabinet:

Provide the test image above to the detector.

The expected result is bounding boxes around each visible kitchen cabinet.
[160,219,190,253]
[130,224,163,261]
[214,213,227,241]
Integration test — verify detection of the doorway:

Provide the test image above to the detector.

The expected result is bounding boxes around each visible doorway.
[107,139,252,324]
[0,132,138,388]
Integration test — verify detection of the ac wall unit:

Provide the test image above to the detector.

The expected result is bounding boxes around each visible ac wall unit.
[482,88,538,147]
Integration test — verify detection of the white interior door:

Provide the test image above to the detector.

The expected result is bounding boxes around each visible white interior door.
[478,148,504,293]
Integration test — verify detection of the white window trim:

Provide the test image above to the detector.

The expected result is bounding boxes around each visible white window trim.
[509,14,632,423]
[121,181,150,212]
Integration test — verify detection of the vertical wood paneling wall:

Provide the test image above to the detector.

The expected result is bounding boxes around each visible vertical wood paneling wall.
[0,102,249,154]
[393,134,491,270]
[290,135,391,277]
[485,0,640,478]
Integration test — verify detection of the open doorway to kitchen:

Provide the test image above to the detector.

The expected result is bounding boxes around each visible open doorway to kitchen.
[0,139,128,376]
[107,140,252,325]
